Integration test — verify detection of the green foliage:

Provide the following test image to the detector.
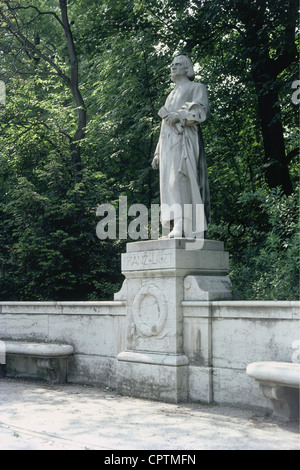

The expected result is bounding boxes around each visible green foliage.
[0,0,298,301]
[0,170,124,300]
[214,187,300,300]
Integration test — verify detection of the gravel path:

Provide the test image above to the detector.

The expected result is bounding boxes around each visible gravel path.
[0,378,299,451]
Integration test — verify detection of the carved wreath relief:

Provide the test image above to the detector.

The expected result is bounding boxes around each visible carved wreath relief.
[132,285,168,337]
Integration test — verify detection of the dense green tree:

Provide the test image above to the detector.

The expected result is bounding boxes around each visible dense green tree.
[133,0,299,194]
[0,0,86,180]
[0,0,298,301]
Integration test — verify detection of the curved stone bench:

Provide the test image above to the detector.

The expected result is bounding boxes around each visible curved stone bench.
[247,361,300,422]
[0,341,74,384]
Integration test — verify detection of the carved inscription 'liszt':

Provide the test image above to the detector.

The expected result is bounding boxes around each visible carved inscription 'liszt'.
[123,251,173,270]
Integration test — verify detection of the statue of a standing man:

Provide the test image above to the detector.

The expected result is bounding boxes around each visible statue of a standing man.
[152,55,211,238]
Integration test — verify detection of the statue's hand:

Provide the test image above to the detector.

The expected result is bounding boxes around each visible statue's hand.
[152,155,159,170]
[166,112,180,126]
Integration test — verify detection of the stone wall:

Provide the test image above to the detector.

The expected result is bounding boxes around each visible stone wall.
[183,300,299,410]
[0,299,299,411]
[0,301,127,389]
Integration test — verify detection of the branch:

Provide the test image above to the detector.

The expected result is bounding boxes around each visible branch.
[8,120,72,144]
[286,147,299,164]
[0,4,70,84]
[37,120,72,141]
[12,70,62,78]
[59,0,78,87]
[143,4,182,40]
[4,3,67,31]
[2,0,86,181]
[273,0,299,76]
[272,38,298,77]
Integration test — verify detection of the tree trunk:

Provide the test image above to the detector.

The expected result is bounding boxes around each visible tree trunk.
[235,0,295,195]
[255,83,293,195]
[59,0,86,182]
[1,1,86,183]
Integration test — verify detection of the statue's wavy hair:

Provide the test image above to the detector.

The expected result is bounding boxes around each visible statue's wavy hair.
[175,55,195,81]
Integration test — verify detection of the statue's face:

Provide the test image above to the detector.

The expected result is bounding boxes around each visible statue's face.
[171,57,188,82]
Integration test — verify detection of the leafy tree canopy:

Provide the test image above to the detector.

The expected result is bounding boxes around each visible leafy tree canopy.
[0,0,298,301]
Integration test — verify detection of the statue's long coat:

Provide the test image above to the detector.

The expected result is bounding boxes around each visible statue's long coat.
[155,80,211,232]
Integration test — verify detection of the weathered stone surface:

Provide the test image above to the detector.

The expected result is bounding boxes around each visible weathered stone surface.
[247,362,300,387]
[4,342,73,357]
[1,341,74,384]
[0,295,299,413]
[184,275,232,301]
[116,238,231,402]
[247,361,300,421]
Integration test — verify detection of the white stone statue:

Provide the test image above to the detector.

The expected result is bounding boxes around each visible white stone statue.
[152,55,211,238]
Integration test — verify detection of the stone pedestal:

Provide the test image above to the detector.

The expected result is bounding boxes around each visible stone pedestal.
[116,238,231,403]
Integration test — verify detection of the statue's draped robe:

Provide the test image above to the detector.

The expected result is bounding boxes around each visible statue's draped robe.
[155,81,210,233]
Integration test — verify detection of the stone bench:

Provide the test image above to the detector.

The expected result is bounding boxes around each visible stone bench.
[0,341,74,384]
[246,361,300,422]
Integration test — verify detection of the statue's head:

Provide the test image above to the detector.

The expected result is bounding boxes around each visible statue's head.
[171,55,195,82]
